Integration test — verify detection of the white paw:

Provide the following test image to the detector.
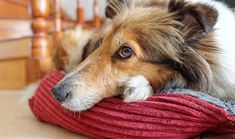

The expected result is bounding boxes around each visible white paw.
[122,75,154,102]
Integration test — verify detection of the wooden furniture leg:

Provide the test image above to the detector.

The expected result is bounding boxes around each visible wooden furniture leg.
[31,0,52,76]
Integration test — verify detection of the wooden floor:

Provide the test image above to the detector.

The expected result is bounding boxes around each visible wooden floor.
[0,87,86,139]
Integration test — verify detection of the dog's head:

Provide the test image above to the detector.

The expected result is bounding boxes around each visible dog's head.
[51,0,218,111]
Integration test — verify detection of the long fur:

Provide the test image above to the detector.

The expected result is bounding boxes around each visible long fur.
[105,0,235,100]
[52,0,235,112]
[55,25,94,73]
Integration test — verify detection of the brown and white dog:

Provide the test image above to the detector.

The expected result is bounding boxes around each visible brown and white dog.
[51,0,235,111]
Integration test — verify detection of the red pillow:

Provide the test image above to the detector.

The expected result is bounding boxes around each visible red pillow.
[29,71,235,138]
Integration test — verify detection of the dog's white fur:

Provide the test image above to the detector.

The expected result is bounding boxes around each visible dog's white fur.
[190,0,235,82]
[121,75,154,102]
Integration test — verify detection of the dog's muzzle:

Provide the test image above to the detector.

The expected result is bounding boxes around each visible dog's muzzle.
[51,85,72,102]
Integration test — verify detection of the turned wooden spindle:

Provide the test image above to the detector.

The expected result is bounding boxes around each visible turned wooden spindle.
[31,0,52,76]
[93,0,101,30]
[53,0,62,46]
[53,0,62,47]
[52,0,65,71]
[76,0,85,25]
[54,0,61,33]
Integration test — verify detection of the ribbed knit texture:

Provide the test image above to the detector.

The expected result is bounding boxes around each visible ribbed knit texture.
[29,71,235,139]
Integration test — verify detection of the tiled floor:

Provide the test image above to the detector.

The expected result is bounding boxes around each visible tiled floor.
[0,88,86,139]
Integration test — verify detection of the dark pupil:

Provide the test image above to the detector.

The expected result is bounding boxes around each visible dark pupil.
[121,46,132,58]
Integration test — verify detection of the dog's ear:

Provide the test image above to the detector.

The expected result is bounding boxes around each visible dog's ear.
[165,47,212,91]
[168,0,218,39]
[105,0,127,19]
[179,48,212,91]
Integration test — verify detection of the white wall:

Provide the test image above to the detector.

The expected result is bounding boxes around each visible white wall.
[61,0,107,21]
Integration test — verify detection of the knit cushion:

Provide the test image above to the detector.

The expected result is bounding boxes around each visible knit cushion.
[29,70,235,138]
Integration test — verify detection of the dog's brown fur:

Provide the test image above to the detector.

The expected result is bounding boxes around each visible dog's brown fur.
[52,0,235,111]
[100,0,219,92]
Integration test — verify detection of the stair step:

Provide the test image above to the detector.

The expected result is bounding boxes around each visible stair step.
[0,38,31,60]
[0,58,40,89]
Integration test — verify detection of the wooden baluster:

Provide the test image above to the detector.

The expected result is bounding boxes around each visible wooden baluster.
[31,0,52,76]
[54,0,61,34]
[52,0,65,71]
[53,0,62,50]
[76,0,84,25]
[93,0,101,30]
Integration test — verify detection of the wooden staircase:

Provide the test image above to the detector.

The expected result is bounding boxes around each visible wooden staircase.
[0,36,40,88]
[0,0,101,89]
[0,0,75,89]
[0,0,39,89]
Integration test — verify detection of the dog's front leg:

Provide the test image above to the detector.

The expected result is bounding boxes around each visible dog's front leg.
[122,75,154,102]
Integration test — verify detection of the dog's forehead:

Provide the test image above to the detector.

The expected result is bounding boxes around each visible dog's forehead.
[109,9,171,34]
[101,4,181,56]
[102,25,123,47]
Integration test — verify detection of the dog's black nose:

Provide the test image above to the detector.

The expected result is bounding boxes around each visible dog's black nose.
[51,86,71,102]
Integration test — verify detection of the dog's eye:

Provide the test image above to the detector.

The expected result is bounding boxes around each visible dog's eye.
[118,45,133,59]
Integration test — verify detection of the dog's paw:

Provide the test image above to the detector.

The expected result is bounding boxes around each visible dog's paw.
[122,75,154,102]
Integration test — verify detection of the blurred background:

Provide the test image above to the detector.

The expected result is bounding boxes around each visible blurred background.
[0,0,107,90]
[0,0,234,90]
[0,1,106,138]
[0,0,234,138]
[61,0,106,21]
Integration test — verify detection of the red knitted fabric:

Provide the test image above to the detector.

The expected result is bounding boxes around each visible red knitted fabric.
[29,71,235,139]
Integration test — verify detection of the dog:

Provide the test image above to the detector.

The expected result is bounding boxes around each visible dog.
[51,0,235,111]
[53,25,94,73]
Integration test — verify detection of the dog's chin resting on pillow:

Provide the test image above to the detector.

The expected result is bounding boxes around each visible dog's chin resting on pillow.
[51,0,235,112]
[29,71,235,139]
